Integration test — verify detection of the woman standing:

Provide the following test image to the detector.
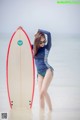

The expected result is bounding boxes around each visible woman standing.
[32,29,54,112]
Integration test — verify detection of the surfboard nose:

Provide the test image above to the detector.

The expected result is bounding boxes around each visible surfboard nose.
[17,26,23,30]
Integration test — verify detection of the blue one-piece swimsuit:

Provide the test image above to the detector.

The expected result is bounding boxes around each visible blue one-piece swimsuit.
[32,29,54,77]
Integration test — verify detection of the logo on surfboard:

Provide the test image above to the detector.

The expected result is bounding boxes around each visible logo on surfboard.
[17,40,23,46]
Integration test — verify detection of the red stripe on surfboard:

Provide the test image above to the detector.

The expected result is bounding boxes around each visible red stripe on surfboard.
[6,26,35,109]
[6,31,16,109]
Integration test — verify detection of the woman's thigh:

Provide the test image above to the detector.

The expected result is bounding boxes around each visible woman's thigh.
[37,74,44,94]
[41,68,53,92]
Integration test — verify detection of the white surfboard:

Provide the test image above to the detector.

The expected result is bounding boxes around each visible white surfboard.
[6,27,35,110]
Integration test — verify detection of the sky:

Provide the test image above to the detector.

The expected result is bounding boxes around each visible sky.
[0,0,80,35]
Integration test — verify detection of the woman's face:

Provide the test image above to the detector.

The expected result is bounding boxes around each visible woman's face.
[39,37,46,47]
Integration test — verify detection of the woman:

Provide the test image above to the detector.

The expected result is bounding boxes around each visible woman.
[32,29,54,112]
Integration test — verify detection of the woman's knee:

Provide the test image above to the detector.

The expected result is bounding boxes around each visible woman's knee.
[40,89,46,98]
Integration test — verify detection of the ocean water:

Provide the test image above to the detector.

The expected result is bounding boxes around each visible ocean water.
[0,33,80,120]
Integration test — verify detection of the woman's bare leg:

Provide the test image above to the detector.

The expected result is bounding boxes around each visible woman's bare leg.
[37,74,45,110]
[40,69,53,111]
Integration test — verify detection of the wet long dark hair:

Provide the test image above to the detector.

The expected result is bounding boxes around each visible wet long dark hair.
[33,31,45,57]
